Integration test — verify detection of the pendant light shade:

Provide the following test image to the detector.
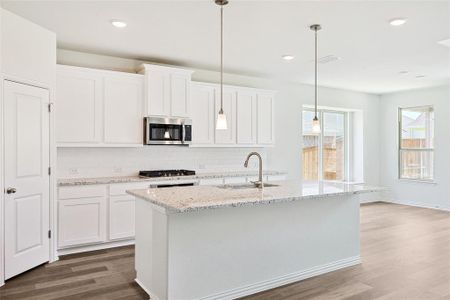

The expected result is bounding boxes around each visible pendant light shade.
[216,109,228,130]
[312,117,321,133]
[310,24,322,134]
[215,0,228,130]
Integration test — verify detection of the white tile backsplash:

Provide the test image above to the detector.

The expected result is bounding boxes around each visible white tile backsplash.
[57,146,267,178]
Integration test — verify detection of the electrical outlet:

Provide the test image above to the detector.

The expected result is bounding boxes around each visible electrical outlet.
[69,168,78,175]
[113,167,123,174]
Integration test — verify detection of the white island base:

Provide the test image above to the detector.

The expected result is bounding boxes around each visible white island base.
[133,186,362,300]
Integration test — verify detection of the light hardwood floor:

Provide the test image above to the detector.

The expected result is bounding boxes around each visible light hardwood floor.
[0,202,449,300]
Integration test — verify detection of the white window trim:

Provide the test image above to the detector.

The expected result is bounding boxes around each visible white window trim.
[398,105,435,182]
[303,108,350,182]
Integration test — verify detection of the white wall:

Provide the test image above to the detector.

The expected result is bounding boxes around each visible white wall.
[57,49,381,186]
[57,147,266,178]
[1,9,56,87]
[379,85,450,210]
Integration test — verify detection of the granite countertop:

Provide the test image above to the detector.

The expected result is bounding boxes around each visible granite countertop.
[57,170,286,186]
[127,180,383,214]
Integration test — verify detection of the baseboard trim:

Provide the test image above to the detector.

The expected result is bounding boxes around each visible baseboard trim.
[135,278,157,300]
[199,255,361,300]
[57,239,134,256]
[388,200,450,212]
[134,256,360,300]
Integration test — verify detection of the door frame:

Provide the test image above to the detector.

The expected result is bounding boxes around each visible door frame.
[0,75,57,286]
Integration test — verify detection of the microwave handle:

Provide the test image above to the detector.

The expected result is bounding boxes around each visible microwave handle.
[181,124,186,144]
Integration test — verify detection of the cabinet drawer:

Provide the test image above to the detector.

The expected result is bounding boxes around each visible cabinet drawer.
[58,197,107,248]
[109,182,150,196]
[59,185,106,200]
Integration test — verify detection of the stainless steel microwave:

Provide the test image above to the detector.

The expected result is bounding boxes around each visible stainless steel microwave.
[144,117,192,145]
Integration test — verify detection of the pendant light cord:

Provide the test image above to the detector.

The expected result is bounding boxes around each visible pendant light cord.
[314,28,318,119]
[220,5,224,113]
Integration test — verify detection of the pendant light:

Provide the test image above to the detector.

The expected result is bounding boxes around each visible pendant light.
[310,24,322,134]
[215,0,228,130]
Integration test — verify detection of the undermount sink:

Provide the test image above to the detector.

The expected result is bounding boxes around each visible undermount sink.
[218,183,280,189]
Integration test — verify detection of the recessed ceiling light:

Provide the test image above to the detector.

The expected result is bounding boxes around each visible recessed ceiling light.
[399,71,409,75]
[389,18,407,26]
[111,20,127,28]
[415,75,426,78]
[282,55,295,61]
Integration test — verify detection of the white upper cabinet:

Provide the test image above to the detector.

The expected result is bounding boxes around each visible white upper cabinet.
[236,90,257,144]
[215,88,237,144]
[257,92,275,145]
[56,66,103,144]
[146,68,170,116]
[139,64,193,118]
[191,82,215,145]
[56,65,144,147]
[170,73,191,117]
[103,75,144,145]
[190,81,275,147]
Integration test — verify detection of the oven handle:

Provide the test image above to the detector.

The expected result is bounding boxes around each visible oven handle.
[149,180,199,188]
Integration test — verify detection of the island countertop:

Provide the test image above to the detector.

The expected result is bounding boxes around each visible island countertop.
[127,180,382,213]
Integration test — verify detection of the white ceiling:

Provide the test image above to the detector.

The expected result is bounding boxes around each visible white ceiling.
[2,0,450,94]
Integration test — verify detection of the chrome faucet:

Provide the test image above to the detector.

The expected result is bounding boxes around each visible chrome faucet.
[244,152,263,188]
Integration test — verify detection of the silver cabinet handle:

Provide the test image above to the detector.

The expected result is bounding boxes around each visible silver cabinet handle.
[181,124,186,144]
[6,187,17,194]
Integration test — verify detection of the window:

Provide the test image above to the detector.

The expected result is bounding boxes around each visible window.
[399,106,434,181]
[302,109,347,181]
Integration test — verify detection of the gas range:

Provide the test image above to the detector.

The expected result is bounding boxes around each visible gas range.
[139,169,196,178]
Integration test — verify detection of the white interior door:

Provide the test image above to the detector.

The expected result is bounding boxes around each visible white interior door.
[4,80,50,280]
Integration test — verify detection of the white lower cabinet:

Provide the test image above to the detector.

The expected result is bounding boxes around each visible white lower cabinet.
[58,198,107,248]
[109,195,135,241]
[58,182,149,252]
[57,176,286,253]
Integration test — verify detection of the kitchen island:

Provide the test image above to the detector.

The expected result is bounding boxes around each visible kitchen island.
[127,181,380,300]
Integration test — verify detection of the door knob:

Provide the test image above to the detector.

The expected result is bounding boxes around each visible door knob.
[6,187,17,194]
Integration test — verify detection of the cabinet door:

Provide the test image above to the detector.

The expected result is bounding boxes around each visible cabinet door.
[147,69,170,116]
[170,73,190,117]
[56,67,102,144]
[236,90,257,144]
[191,83,215,145]
[58,197,106,248]
[109,195,135,240]
[104,75,144,145]
[257,93,274,145]
[215,88,237,144]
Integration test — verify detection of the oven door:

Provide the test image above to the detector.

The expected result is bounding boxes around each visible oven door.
[145,117,185,145]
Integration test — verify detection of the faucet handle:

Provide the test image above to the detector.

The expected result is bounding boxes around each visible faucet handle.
[250,181,264,189]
